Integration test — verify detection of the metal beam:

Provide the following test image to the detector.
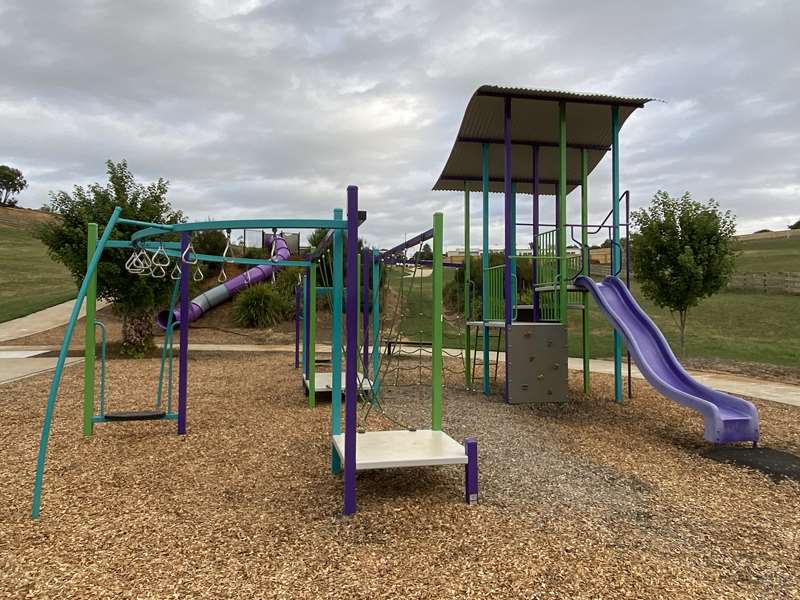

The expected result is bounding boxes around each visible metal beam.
[379,228,434,260]
[440,174,581,187]
[457,136,609,152]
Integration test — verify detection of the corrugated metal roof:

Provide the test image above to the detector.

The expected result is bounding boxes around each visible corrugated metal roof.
[433,85,655,196]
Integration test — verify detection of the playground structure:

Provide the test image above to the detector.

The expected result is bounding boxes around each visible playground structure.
[28,84,762,524]
[296,199,478,503]
[30,186,477,519]
[434,85,759,444]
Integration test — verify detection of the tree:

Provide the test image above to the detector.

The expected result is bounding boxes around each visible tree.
[0,165,27,207]
[789,219,800,230]
[414,243,434,261]
[38,160,184,356]
[630,191,737,357]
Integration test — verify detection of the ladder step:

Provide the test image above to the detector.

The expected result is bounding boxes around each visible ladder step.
[103,410,167,422]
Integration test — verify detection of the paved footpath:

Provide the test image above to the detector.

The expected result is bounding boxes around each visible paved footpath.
[151,342,800,409]
[2,334,799,410]
[0,298,109,343]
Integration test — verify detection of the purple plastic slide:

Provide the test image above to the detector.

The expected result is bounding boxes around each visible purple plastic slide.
[157,234,291,328]
[575,275,759,445]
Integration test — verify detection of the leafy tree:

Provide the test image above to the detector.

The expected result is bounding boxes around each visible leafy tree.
[789,219,800,230]
[0,165,27,207]
[630,191,737,356]
[38,160,184,356]
[414,242,434,261]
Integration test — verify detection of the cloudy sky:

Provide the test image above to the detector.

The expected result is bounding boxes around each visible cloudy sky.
[1,0,798,248]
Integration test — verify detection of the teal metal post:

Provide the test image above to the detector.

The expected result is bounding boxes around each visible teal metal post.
[481,143,490,395]
[32,206,122,519]
[611,105,623,402]
[82,223,98,437]
[371,247,380,404]
[308,263,316,409]
[432,212,443,430]
[330,208,344,473]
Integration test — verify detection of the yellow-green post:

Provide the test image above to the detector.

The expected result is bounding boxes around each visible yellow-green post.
[581,149,590,394]
[308,263,316,408]
[558,101,568,323]
[82,223,98,437]
[432,212,443,430]
[463,182,471,388]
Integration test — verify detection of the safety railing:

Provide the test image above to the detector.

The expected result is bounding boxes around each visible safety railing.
[484,265,505,321]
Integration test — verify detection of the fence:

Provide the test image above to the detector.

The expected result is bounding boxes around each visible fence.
[728,272,800,295]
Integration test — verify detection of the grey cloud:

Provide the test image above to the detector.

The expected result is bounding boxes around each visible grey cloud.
[1,0,798,249]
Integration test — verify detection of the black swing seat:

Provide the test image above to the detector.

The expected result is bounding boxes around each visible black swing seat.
[104,410,167,422]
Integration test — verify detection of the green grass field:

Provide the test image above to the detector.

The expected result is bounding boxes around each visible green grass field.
[735,236,800,272]
[566,282,800,367]
[385,253,799,368]
[0,207,76,323]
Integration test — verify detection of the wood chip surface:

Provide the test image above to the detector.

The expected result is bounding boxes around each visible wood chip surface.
[1,353,799,599]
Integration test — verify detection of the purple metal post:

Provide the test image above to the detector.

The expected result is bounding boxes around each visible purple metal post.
[464,437,478,504]
[503,96,512,403]
[294,285,300,369]
[344,185,359,516]
[532,145,540,322]
[304,267,311,379]
[177,231,189,435]
[362,247,369,375]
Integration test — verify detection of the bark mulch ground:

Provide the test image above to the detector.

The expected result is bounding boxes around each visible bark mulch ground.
[1,353,799,599]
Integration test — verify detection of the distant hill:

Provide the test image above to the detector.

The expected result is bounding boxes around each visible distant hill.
[0,206,76,323]
[736,233,800,273]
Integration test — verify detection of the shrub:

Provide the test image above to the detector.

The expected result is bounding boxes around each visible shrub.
[232,283,293,328]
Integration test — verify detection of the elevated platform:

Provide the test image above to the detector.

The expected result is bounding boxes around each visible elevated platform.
[331,429,469,470]
[303,372,372,399]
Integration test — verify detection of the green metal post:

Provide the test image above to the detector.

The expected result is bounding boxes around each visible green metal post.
[32,206,122,519]
[432,212,443,430]
[82,223,98,437]
[331,209,344,473]
[463,182,471,388]
[558,101,568,323]
[357,251,361,360]
[611,105,623,402]
[581,149,591,394]
[371,247,380,404]
[308,263,316,409]
[481,143,490,395]
[511,182,517,315]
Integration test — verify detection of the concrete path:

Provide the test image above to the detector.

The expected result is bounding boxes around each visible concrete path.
[154,342,800,409]
[0,299,110,342]
[0,350,83,385]
[3,338,796,409]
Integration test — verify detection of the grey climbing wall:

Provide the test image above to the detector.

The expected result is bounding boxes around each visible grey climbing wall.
[507,322,567,404]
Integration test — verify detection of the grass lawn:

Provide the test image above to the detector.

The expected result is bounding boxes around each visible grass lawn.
[735,236,800,272]
[0,208,76,323]
[384,264,799,368]
[567,282,800,368]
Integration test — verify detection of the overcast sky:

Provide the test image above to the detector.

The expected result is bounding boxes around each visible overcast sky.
[1,0,798,249]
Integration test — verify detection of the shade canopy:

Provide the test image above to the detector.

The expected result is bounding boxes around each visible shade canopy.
[433,85,654,196]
